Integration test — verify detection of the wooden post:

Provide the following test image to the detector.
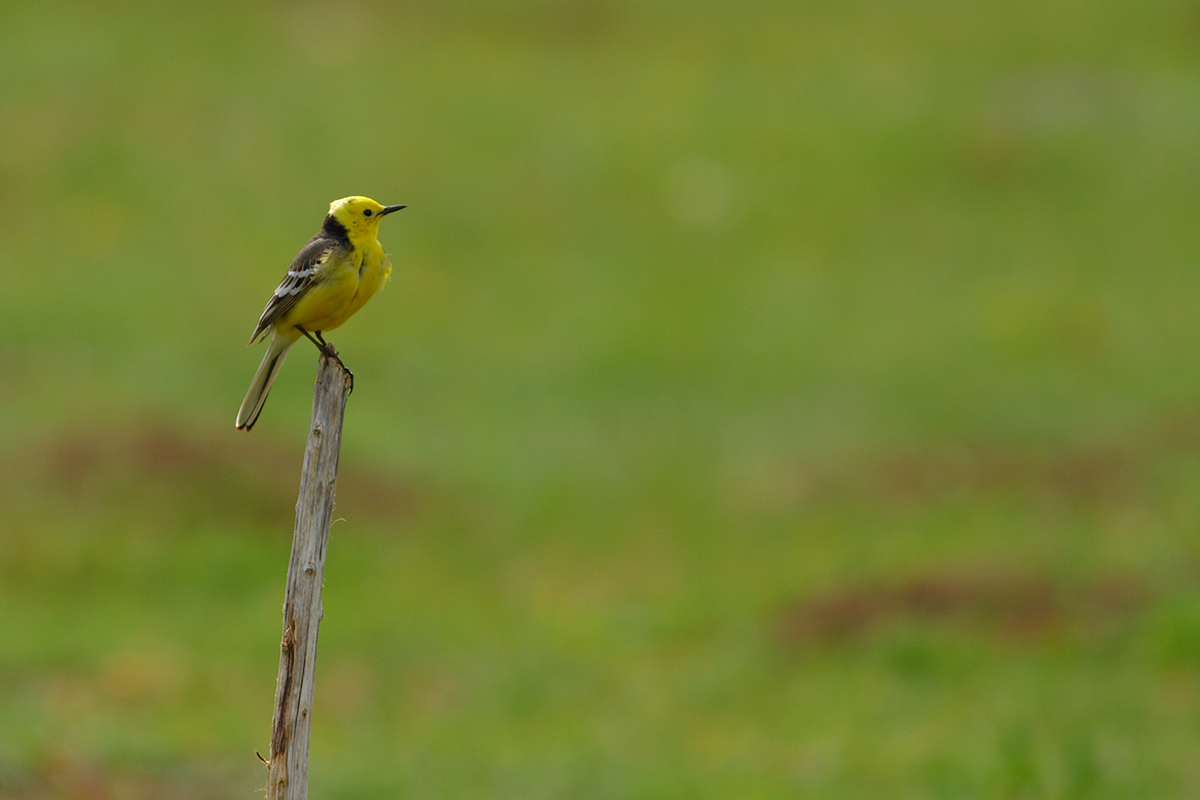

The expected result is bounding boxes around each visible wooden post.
[267,352,352,800]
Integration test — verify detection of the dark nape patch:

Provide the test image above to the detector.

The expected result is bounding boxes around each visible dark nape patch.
[321,213,351,243]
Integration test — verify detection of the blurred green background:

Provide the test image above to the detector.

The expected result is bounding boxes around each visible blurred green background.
[4,0,1200,797]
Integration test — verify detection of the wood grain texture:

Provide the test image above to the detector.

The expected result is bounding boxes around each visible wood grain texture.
[268,352,352,800]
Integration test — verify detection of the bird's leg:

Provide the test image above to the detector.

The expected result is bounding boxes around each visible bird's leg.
[296,326,333,358]
[296,326,354,393]
[314,331,355,394]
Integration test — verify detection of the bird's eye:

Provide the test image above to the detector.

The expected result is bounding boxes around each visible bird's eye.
[363,209,373,216]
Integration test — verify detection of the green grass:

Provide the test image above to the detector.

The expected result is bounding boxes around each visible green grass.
[4,0,1200,797]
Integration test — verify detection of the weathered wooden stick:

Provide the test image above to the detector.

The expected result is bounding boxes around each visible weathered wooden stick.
[267,352,352,800]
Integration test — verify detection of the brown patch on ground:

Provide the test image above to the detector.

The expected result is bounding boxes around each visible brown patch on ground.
[740,408,1200,512]
[864,443,1136,505]
[750,431,1188,513]
[0,421,421,530]
[778,568,1148,647]
[1,753,242,800]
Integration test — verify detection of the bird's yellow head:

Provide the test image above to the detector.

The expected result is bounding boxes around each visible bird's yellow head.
[325,196,405,241]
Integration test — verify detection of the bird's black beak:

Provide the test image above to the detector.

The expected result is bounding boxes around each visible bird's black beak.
[379,204,406,216]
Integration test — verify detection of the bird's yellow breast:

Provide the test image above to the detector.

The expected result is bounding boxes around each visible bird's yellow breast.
[276,240,391,335]
[343,240,392,321]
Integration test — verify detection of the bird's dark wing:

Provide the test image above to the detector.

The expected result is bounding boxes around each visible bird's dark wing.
[247,235,343,343]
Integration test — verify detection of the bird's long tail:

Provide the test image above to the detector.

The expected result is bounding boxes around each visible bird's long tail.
[236,333,296,430]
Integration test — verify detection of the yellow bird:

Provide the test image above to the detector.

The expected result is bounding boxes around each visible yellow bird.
[236,196,405,430]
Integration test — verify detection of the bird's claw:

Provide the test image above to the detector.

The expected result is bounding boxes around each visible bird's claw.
[318,345,354,393]
[297,327,354,394]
